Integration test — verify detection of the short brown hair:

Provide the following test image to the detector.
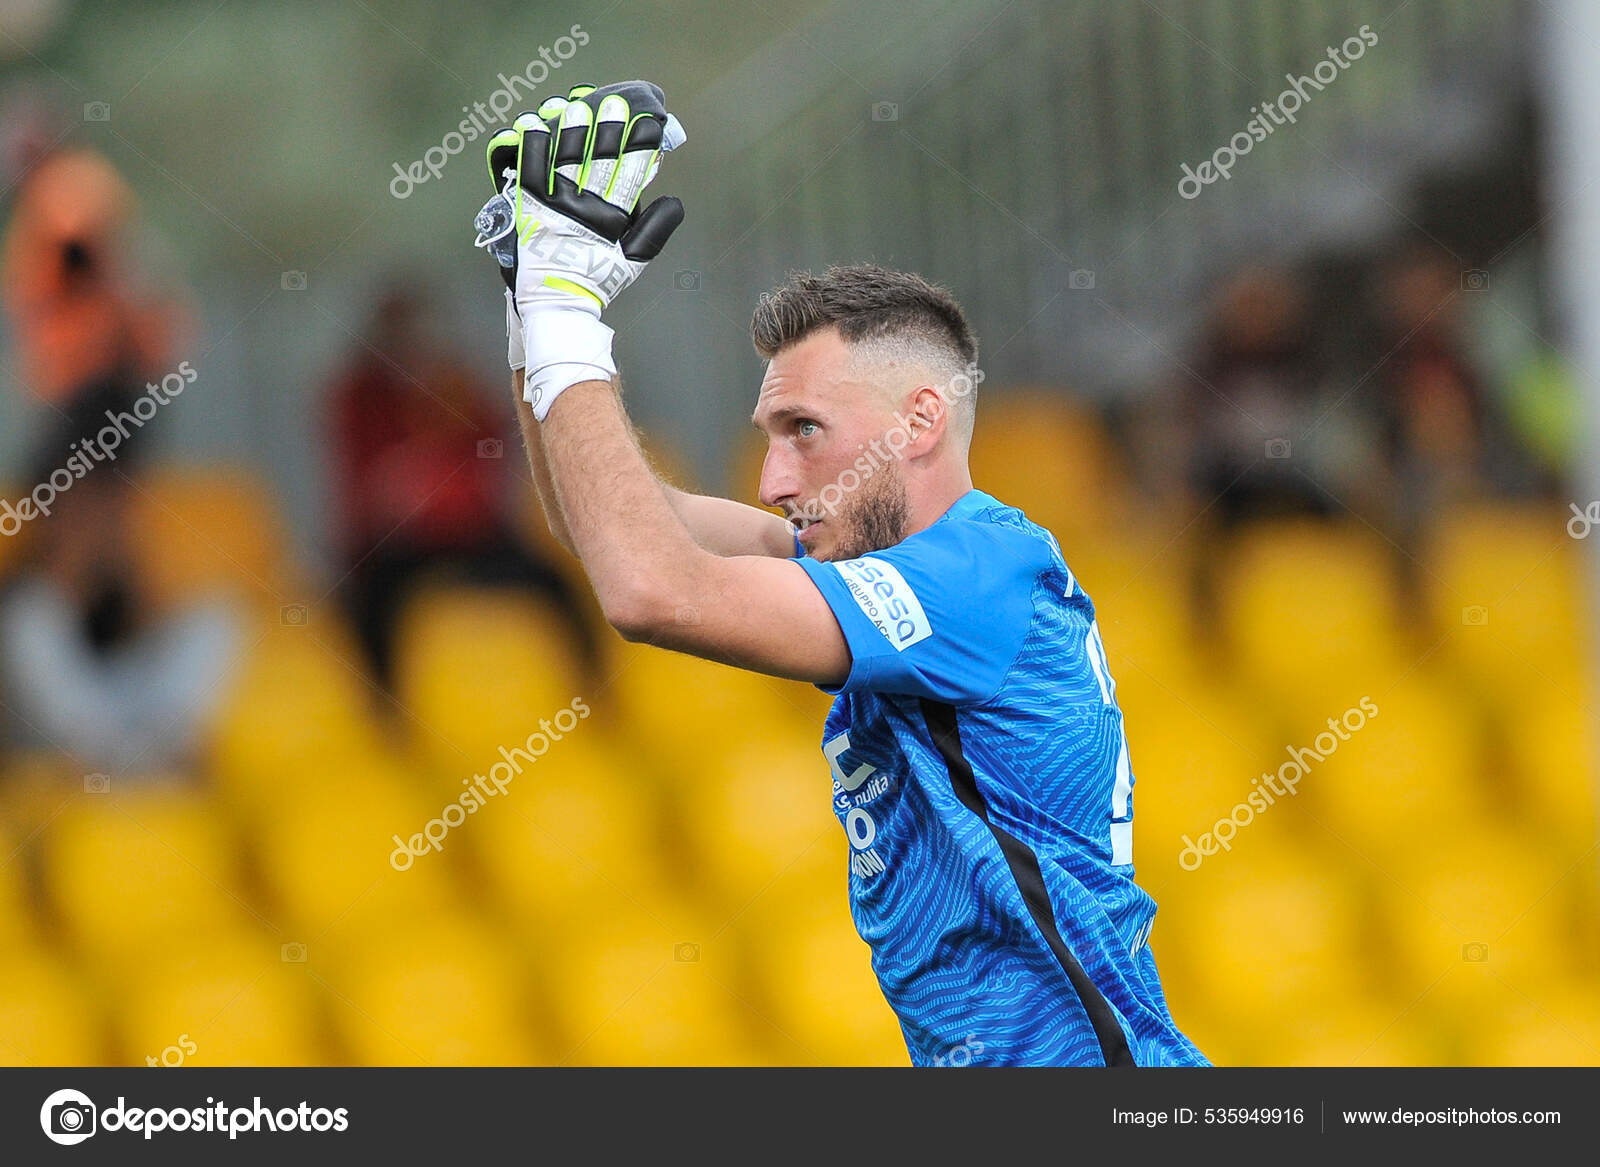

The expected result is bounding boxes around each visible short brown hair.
[750,263,978,367]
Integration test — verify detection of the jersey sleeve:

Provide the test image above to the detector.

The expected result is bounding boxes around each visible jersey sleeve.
[793,519,1047,704]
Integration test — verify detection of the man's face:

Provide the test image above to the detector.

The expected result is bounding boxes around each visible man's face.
[752,327,911,563]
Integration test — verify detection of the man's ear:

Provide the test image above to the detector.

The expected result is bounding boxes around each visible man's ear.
[903,382,951,452]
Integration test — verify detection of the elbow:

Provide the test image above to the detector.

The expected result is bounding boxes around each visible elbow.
[599,576,673,643]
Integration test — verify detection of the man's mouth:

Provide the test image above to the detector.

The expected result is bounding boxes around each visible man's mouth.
[793,515,823,543]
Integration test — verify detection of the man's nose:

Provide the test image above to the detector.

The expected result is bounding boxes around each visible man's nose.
[758,447,795,511]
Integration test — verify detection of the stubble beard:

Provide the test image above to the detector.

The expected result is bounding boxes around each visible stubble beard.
[818,462,910,562]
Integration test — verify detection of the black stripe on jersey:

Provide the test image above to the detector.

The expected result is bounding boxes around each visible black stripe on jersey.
[919,697,1136,1068]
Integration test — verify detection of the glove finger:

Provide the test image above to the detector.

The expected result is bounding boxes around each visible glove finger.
[619,195,683,262]
[541,98,630,240]
[602,111,668,212]
[552,99,595,191]
[513,111,553,201]
[579,79,667,120]
[485,126,521,192]
[537,95,570,120]
[582,93,631,202]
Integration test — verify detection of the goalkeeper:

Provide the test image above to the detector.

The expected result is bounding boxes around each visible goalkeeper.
[474,80,1208,1067]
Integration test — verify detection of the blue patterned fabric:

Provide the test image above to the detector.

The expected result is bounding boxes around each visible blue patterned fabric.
[794,490,1209,1067]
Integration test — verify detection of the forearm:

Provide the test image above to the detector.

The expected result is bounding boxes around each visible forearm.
[511,369,578,555]
[662,485,797,558]
[513,371,786,562]
[539,378,709,632]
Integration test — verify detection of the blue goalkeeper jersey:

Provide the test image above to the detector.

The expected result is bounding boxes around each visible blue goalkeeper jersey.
[792,488,1208,1067]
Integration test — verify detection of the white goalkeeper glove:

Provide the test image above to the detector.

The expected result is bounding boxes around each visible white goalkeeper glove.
[474,81,685,419]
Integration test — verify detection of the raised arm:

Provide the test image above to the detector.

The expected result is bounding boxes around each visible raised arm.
[511,367,796,560]
[475,81,831,671]
[541,377,849,685]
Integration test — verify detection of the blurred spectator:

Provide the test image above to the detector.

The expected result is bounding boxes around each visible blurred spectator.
[1374,246,1527,525]
[1182,265,1335,527]
[0,381,242,774]
[0,147,191,405]
[326,286,594,692]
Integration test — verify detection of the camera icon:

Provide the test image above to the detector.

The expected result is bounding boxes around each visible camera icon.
[1460,269,1489,291]
[280,603,308,627]
[47,1096,96,1144]
[281,270,308,291]
[476,438,504,460]
[82,102,111,122]
[673,942,700,963]
[1068,269,1096,290]
[281,942,307,963]
[673,269,701,291]
[83,773,110,794]
[1265,438,1292,459]
[871,101,900,122]
[1462,942,1489,962]
[1461,605,1489,627]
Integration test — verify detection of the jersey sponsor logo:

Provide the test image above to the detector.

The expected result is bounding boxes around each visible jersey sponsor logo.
[823,730,877,792]
[845,805,887,880]
[833,556,932,652]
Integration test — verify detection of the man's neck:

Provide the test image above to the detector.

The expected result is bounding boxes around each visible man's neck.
[905,470,975,538]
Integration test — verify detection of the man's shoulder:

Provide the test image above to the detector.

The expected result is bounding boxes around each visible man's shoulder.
[893,490,1063,579]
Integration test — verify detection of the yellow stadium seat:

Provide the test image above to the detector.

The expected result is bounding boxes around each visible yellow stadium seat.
[322,911,549,1065]
[609,643,811,772]
[1426,503,1588,713]
[0,821,42,950]
[1116,681,1281,902]
[393,587,587,782]
[1297,674,1484,860]
[1218,521,1404,721]
[1380,822,1586,1000]
[1503,680,1599,847]
[0,950,107,1065]
[674,730,837,911]
[118,933,326,1065]
[42,788,258,968]
[130,467,294,611]
[967,392,1130,541]
[253,765,459,939]
[1160,852,1366,1030]
[1467,982,1600,1066]
[208,624,390,812]
[0,753,98,849]
[1070,537,1201,708]
[473,735,684,937]
[1262,993,1450,1067]
[540,921,766,1065]
[738,886,908,1066]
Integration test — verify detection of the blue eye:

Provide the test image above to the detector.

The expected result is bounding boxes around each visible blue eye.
[797,420,819,438]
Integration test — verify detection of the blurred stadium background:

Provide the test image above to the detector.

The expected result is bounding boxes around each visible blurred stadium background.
[1,0,1598,1066]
